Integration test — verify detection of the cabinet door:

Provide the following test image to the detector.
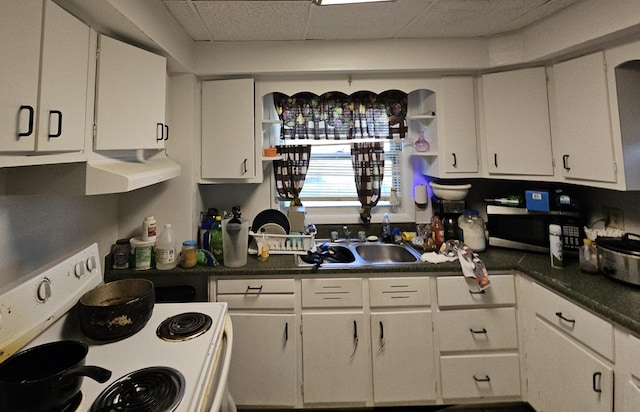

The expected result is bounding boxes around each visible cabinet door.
[36,0,89,152]
[302,312,369,405]
[95,34,167,150]
[370,311,436,404]
[528,317,613,412]
[226,313,297,407]
[482,67,554,176]
[0,0,42,152]
[553,52,617,183]
[440,76,478,174]
[201,79,256,179]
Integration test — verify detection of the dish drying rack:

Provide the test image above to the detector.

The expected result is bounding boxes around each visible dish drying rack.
[248,231,315,255]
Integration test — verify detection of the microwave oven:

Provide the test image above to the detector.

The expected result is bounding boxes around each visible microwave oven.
[486,205,582,253]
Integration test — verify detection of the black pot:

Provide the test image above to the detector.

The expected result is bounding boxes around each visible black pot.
[596,233,640,286]
[0,341,111,412]
[78,279,155,341]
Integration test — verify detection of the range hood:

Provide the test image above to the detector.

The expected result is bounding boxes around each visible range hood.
[85,150,181,195]
[5,150,181,196]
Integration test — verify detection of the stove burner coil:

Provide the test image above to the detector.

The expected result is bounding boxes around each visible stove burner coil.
[156,312,213,342]
[90,367,185,412]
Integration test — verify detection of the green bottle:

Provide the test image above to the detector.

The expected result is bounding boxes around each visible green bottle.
[210,215,224,265]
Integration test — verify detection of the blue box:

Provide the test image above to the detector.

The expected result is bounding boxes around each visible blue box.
[525,190,550,212]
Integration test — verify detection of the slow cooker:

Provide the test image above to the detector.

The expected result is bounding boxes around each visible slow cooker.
[596,233,640,286]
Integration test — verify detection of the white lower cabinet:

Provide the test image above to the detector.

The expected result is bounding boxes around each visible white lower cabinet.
[302,311,370,405]
[301,278,369,405]
[614,329,640,412]
[215,279,298,408]
[369,277,436,405]
[435,274,521,403]
[521,277,614,412]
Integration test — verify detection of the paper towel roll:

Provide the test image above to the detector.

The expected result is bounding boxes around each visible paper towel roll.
[415,184,428,206]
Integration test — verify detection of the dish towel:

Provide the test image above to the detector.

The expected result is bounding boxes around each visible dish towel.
[429,240,491,290]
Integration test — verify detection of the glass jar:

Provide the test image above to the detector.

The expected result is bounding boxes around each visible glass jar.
[413,131,430,152]
[181,240,198,268]
[457,210,486,252]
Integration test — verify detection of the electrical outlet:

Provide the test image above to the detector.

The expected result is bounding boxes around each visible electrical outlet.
[604,206,625,230]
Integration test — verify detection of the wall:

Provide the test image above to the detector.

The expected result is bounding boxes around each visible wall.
[0,193,118,289]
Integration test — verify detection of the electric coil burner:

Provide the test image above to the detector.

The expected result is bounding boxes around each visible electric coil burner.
[0,244,234,412]
[157,312,213,342]
[90,367,185,412]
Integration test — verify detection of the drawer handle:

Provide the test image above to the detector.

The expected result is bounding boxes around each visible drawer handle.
[470,328,488,335]
[469,289,486,295]
[593,372,602,393]
[555,311,576,325]
[473,375,491,383]
[246,285,263,294]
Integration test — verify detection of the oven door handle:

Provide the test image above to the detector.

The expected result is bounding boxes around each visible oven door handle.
[207,315,234,412]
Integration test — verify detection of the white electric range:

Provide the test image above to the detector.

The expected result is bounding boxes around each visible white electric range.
[0,243,234,412]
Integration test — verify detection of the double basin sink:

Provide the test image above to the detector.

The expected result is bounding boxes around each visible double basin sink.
[295,240,424,268]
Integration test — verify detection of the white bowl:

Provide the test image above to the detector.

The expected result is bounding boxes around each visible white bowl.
[429,182,471,201]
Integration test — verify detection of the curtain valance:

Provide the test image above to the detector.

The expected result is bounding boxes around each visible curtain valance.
[274,90,407,141]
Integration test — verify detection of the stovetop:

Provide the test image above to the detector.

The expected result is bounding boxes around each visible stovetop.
[0,243,228,412]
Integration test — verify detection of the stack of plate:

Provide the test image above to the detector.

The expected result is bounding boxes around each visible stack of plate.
[251,209,290,236]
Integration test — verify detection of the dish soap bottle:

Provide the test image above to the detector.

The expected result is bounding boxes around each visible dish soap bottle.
[382,213,392,243]
[156,223,177,270]
[210,215,224,265]
[579,238,598,273]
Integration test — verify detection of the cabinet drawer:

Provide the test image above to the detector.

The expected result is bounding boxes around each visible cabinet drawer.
[302,278,363,308]
[437,274,515,308]
[369,277,431,307]
[440,353,521,400]
[436,308,518,352]
[532,282,613,360]
[217,279,295,295]
[217,294,295,310]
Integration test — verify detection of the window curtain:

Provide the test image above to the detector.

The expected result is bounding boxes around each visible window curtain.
[273,145,312,206]
[274,90,407,140]
[351,142,385,223]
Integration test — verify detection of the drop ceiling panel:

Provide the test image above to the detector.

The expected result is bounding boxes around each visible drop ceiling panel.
[161,0,580,42]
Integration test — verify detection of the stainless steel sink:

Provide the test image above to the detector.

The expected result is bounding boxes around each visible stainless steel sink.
[355,243,421,263]
[295,240,423,268]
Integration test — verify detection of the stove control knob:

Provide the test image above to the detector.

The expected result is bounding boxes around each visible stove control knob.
[74,261,86,278]
[86,256,98,273]
[36,278,52,302]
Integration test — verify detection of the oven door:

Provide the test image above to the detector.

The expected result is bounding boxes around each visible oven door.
[199,315,236,412]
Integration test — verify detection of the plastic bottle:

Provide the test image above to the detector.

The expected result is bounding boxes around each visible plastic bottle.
[142,216,157,242]
[382,213,392,243]
[389,188,399,213]
[155,224,177,270]
[431,215,445,248]
[458,210,486,252]
[210,215,224,265]
[258,235,270,262]
[579,238,598,273]
[549,224,563,268]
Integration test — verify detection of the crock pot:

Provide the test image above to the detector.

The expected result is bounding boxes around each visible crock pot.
[596,233,640,286]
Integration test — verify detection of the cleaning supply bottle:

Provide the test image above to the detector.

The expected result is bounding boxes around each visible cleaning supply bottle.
[155,223,177,270]
[382,213,392,243]
[210,215,224,265]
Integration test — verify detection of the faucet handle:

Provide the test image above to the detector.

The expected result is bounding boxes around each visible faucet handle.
[342,225,350,239]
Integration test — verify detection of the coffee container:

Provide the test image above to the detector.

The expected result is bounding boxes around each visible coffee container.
[549,224,563,268]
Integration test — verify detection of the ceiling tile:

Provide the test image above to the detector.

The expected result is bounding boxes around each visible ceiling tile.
[193,1,311,41]
[163,1,212,41]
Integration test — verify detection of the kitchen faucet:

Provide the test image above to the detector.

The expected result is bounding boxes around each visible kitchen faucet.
[342,226,350,241]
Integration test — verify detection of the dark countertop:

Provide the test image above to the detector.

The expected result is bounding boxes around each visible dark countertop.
[105,247,640,336]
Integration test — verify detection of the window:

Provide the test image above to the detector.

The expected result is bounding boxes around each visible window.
[296,141,402,207]
[271,89,413,224]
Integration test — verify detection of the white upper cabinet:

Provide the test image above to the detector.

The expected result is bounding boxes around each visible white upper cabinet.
[94,34,167,150]
[552,52,617,184]
[481,67,554,176]
[605,39,640,190]
[439,76,479,175]
[0,0,89,154]
[201,79,256,180]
